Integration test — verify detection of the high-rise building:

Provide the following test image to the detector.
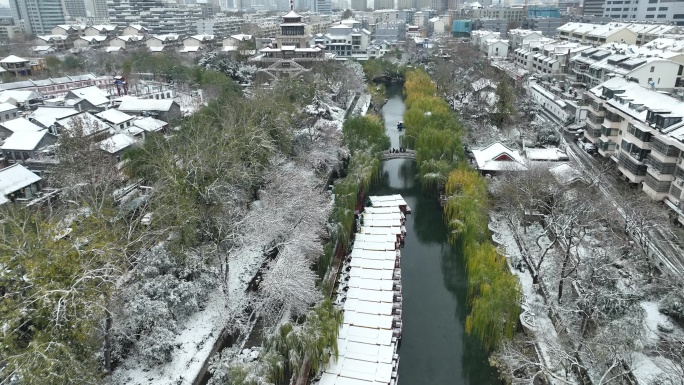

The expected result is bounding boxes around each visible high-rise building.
[64,0,88,18]
[397,0,414,9]
[374,0,393,10]
[600,0,684,24]
[107,0,203,35]
[313,0,332,13]
[9,0,66,35]
[581,0,605,16]
[89,0,109,18]
[351,0,366,10]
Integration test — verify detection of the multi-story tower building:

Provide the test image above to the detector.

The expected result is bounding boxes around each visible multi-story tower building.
[582,0,605,16]
[9,0,66,35]
[90,0,109,18]
[64,0,88,18]
[107,0,202,35]
[373,0,393,10]
[351,0,366,10]
[313,0,332,13]
[397,0,414,9]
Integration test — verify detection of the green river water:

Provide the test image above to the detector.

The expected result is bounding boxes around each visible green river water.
[370,84,500,385]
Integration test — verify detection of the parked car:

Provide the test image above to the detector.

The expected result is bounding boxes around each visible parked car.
[581,142,597,155]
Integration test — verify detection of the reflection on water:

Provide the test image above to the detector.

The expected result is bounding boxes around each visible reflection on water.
[369,83,499,385]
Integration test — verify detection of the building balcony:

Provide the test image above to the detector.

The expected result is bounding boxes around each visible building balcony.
[584,126,601,142]
[586,118,603,130]
[648,150,680,165]
[643,172,672,201]
[618,152,648,183]
[600,126,619,138]
[598,138,617,157]
[646,164,676,182]
[623,131,651,150]
[676,165,684,180]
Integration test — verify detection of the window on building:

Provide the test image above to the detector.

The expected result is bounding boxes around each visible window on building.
[646,14,655,18]
[651,66,655,72]
[657,14,666,17]
[647,6,656,10]
[674,14,684,18]
[659,6,667,10]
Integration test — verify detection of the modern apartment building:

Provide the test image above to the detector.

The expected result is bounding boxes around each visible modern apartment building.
[8,0,66,35]
[472,18,509,35]
[351,0,366,10]
[313,0,332,14]
[582,77,684,225]
[521,17,563,37]
[601,0,684,25]
[195,17,245,36]
[472,7,527,23]
[64,0,88,18]
[375,20,406,42]
[557,22,680,46]
[508,28,543,49]
[108,0,203,36]
[513,39,589,75]
[373,0,393,10]
[582,0,606,17]
[91,0,109,18]
[568,44,684,90]
[311,23,372,57]
[397,0,415,9]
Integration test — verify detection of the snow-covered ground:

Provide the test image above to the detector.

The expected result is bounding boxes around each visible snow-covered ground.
[109,87,347,385]
[175,90,204,116]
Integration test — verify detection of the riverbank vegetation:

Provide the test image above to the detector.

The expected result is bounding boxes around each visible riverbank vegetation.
[0,60,369,385]
[443,167,521,351]
[402,70,464,190]
[402,69,521,351]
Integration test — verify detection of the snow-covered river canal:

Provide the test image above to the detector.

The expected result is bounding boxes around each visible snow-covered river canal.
[372,84,500,384]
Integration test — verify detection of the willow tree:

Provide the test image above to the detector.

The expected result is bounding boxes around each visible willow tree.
[463,243,521,349]
[342,115,390,155]
[404,69,435,108]
[264,300,343,382]
[443,166,490,245]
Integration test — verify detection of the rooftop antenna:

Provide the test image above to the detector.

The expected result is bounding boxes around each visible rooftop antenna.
[290,0,293,11]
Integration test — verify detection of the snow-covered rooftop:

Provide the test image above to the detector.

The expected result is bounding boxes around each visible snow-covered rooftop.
[30,107,79,128]
[56,112,110,136]
[1,130,49,151]
[525,147,569,161]
[0,117,43,133]
[132,116,166,132]
[0,90,40,104]
[115,35,144,42]
[323,194,404,385]
[118,97,176,112]
[0,55,28,63]
[0,102,17,113]
[0,164,41,204]
[79,35,108,42]
[472,142,527,172]
[98,133,137,154]
[96,109,134,125]
[66,85,110,107]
